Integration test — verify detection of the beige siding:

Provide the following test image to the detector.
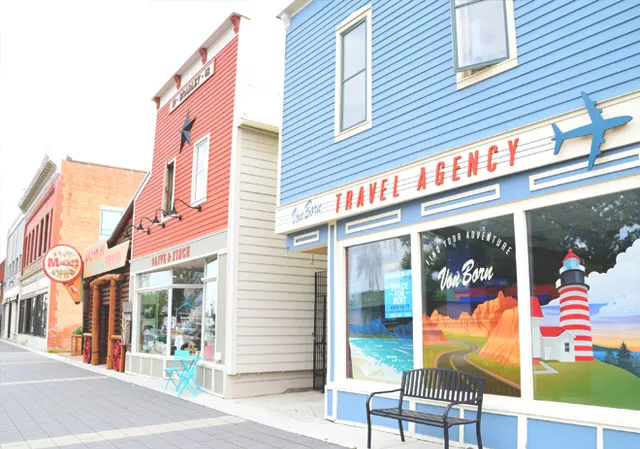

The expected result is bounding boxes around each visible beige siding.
[235,127,327,374]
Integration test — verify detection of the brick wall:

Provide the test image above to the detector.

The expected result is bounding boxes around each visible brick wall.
[47,160,145,351]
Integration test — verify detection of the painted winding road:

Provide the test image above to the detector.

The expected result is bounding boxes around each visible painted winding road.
[436,339,521,397]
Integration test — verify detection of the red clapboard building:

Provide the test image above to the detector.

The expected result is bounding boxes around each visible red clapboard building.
[129,13,326,398]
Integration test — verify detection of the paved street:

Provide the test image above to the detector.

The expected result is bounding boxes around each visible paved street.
[0,342,344,449]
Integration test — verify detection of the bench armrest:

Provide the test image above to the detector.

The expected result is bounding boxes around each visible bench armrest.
[443,399,480,421]
[366,389,402,412]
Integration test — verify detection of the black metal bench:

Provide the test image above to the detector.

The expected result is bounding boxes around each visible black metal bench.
[366,368,484,449]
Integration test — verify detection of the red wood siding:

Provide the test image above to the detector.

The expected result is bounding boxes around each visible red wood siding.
[133,37,238,259]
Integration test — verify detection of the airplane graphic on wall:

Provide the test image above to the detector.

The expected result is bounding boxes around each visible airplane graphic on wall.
[551,92,633,170]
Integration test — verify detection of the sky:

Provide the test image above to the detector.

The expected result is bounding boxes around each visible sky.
[0,0,291,258]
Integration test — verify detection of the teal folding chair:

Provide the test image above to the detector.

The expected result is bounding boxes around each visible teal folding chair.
[164,350,190,392]
[176,354,202,398]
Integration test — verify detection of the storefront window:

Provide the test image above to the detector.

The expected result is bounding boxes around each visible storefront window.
[203,258,218,362]
[171,288,202,354]
[173,268,204,285]
[139,290,169,354]
[421,215,520,397]
[347,236,413,383]
[139,270,171,289]
[527,188,640,411]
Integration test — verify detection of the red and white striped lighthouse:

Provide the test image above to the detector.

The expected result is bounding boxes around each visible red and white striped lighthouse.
[557,249,594,361]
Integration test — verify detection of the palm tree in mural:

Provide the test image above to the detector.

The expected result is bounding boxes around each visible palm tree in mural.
[352,238,412,292]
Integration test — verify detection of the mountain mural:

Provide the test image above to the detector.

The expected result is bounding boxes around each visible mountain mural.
[422,313,448,345]
[479,306,520,366]
[430,291,518,337]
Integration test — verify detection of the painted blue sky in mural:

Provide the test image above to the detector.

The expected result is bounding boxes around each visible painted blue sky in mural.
[551,92,633,170]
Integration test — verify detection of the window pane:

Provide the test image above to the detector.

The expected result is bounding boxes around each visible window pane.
[347,236,413,383]
[206,258,218,279]
[527,189,640,411]
[171,288,203,354]
[100,210,123,238]
[203,280,217,362]
[421,215,519,397]
[342,21,366,80]
[139,270,171,289]
[40,293,48,338]
[139,290,169,354]
[197,141,208,172]
[173,268,204,285]
[195,172,206,202]
[455,0,508,69]
[342,71,366,130]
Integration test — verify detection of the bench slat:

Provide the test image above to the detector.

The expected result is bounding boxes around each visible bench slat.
[370,408,475,427]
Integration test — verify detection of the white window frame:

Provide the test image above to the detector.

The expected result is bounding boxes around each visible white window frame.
[334,4,373,143]
[162,158,177,220]
[98,206,125,239]
[191,134,210,207]
[332,174,640,431]
[454,0,518,90]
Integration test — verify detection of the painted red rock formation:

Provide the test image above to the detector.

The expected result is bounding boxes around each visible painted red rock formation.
[478,306,520,366]
[422,314,449,345]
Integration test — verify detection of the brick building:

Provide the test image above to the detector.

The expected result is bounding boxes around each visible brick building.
[16,156,145,352]
[0,260,5,336]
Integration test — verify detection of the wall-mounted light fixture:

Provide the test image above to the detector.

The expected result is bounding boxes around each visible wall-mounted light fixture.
[173,198,202,219]
[151,209,172,228]
[136,217,153,235]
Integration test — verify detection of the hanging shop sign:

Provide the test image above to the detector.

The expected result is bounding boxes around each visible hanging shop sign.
[169,60,215,113]
[43,245,84,304]
[84,240,130,278]
[275,92,639,234]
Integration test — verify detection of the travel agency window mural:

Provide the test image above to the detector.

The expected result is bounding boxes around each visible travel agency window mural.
[421,215,520,397]
[527,189,640,411]
[347,236,413,382]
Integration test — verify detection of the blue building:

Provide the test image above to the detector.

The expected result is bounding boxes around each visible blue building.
[277,1,640,448]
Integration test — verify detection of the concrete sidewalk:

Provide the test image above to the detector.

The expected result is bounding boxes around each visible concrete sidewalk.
[1,339,451,449]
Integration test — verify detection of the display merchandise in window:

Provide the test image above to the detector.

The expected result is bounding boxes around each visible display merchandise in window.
[139,290,169,354]
[171,288,203,354]
[421,215,519,397]
[346,236,413,383]
[527,188,640,411]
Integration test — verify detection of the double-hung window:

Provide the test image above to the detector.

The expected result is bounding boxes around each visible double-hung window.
[163,159,176,215]
[335,5,372,142]
[191,135,209,205]
[452,0,518,88]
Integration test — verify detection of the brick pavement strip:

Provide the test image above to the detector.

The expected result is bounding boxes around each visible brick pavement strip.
[0,342,345,449]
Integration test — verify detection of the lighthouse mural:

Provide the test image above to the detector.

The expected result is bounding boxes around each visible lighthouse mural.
[531,249,595,364]
[557,249,594,361]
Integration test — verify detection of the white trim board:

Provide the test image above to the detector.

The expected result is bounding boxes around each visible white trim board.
[276,89,640,233]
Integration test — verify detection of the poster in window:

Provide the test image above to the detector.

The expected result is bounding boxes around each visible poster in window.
[421,215,520,397]
[528,189,640,411]
[347,237,413,383]
[384,270,413,319]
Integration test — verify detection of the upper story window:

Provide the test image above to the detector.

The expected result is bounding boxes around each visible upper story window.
[163,159,176,214]
[191,135,209,205]
[99,207,124,239]
[452,0,518,89]
[334,5,373,142]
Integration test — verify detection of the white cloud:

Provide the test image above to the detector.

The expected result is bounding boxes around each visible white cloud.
[587,239,640,317]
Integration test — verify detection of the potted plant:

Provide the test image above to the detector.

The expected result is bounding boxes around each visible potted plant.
[72,327,83,356]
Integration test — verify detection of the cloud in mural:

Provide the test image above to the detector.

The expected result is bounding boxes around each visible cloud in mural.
[587,239,640,317]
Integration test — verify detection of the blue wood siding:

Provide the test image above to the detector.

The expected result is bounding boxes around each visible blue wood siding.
[280,0,640,204]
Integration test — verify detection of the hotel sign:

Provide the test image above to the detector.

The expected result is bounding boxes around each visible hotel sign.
[84,240,129,278]
[170,60,215,113]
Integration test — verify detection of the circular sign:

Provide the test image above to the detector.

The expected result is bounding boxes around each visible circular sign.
[43,244,83,283]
